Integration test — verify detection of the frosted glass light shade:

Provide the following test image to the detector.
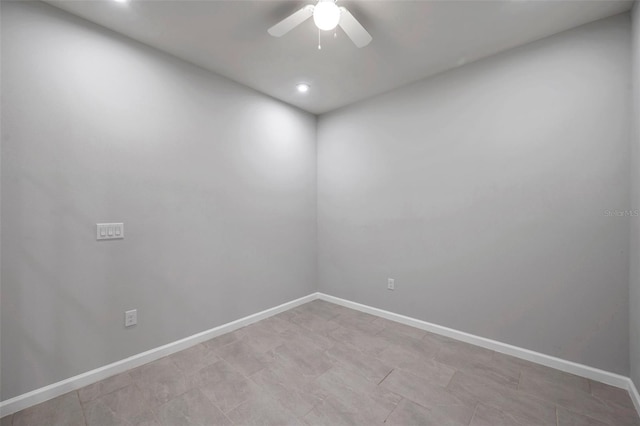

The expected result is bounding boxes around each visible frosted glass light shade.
[313,2,341,31]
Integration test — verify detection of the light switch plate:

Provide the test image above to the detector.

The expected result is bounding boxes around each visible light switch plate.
[97,223,124,240]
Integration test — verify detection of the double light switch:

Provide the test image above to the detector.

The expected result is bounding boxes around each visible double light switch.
[97,223,124,240]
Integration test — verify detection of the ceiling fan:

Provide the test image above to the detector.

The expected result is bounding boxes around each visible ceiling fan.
[268,0,372,49]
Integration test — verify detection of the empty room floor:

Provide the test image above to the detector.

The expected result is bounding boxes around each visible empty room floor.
[2,300,638,426]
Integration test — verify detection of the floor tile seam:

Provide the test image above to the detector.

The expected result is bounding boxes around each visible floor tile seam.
[205,357,248,382]
[141,410,161,426]
[555,404,617,426]
[236,363,267,383]
[77,388,93,410]
[176,383,235,423]
[325,312,342,322]
[77,390,88,426]
[519,364,593,388]
[444,370,462,393]
[216,352,269,380]
[328,357,389,387]
[194,390,235,426]
[434,351,495,370]
[297,392,324,421]
[246,361,271,381]
[466,403,479,426]
[224,388,296,425]
[275,389,322,425]
[594,392,632,412]
[362,316,377,324]
[517,375,609,412]
[77,387,122,425]
[442,365,458,389]
[382,396,403,423]
[302,370,355,421]
[219,405,235,426]
[486,377,561,409]
[245,365,310,401]
[77,391,103,425]
[449,361,521,390]
[479,399,550,426]
[214,396,245,419]
[247,360,329,421]
[588,388,637,413]
[78,372,136,406]
[445,371,533,416]
[205,335,242,354]
[151,386,196,414]
[430,345,449,368]
[330,342,389,372]
[380,367,470,409]
[384,387,470,423]
[452,368,548,405]
[174,357,223,380]
[297,308,340,323]
[372,326,384,339]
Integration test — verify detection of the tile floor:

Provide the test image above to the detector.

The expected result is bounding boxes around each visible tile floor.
[2,300,639,426]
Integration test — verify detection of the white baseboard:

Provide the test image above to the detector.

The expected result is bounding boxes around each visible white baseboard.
[0,292,319,417]
[317,293,632,390]
[629,379,640,415]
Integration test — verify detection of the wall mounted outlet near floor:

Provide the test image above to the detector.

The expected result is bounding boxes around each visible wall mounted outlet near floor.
[388,278,395,290]
[125,309,137,327]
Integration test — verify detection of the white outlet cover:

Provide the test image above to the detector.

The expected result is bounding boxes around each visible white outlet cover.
[388,278,395,290]
[125,309,137,327]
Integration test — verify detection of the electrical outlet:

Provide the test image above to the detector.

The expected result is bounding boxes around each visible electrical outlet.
[387,278,395,290]
[125,309,137,327]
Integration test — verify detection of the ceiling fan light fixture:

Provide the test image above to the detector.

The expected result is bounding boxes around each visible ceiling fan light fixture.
[313,1,341,31]
[268,0,371,48]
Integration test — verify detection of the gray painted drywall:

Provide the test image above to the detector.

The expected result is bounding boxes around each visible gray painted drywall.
[0,1,316,399]
[318,14,632,375]
[631,2,640,388]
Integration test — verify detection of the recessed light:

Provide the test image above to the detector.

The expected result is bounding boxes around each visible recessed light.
[296,83,310,93]
[113,0,129,4]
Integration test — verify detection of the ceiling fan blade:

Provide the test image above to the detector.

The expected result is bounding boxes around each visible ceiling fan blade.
[268,5,314,37]
[338,7,372,48]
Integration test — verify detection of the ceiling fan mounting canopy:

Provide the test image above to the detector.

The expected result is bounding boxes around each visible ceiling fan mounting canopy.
[267,0,372,48]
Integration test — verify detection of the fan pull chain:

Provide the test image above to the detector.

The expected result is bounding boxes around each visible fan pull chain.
[318,29,322,50]
[334,28,337,39]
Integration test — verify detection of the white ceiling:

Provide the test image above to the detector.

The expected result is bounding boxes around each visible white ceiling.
[46,0,632,114]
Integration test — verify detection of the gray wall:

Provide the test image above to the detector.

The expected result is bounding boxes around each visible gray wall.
[631,2,640,388]
[1,1,317,399]
[318,15,631,375]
